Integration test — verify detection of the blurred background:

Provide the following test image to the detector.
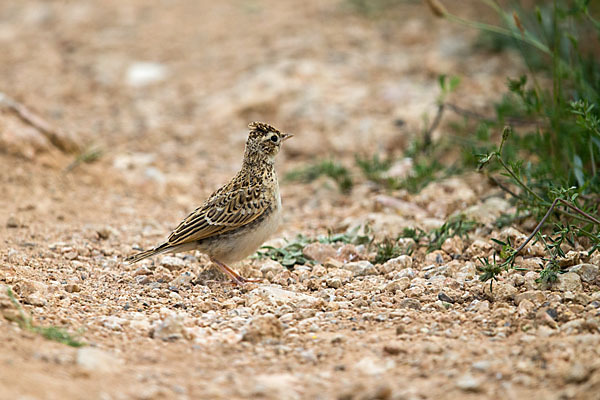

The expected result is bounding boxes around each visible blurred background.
[0,0,598,230]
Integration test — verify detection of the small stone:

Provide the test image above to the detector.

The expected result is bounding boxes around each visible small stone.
[326,277,342,289]
[6,216,19,228]
[484,282,517,301]
[441,236,464,255]
[133,266,152,276]
[323,257,343,269]
[76,348,121,373]
[399,298,421,310]
[383,343,405,355]
[565,363,590,383]
[242,314,283,343]
[381,255,413,273]
[467,300,489,313]
[343,260,377,277]
[568,264,599,283]
[246,286,321,308]
[517,299,534,316]
[438,292,455,304]
[126,62,168,87]
[170,271,195,287]
[302,242,337,264]
[160,256,186,271]
[554,272,582,292]
[514,291,546,306]
[151,314,185,341]
[65,283,81,293]
[385,278,410,293]
[456,374,483,392]
[259,259,285,275]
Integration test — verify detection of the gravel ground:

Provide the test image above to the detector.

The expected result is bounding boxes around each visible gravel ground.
[1,1,599,399]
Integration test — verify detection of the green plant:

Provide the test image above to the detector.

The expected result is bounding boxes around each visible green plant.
[285,160,353,193]
[373,238,405,264]
[255,235,315,267]
[6,287,85,347]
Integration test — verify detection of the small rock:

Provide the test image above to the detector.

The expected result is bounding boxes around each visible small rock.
[343,260,377,277]
[441,236,465,255]
[467,300,489,313]
[76,348,121,373]
[568,264,599,283]
[554,272,582,292]
[326,277,342,289]
[463,197,511,225]
[381,255,413,273]
[456,374,483,392]
[170,271,195,287]
[246,287,320,308]
[259,259,285,275]
[323,257,343,269]
[517,299,535,316]
[160,256,186,271]
[65,283,81,293]
[6,216,19,228]
[133,266,152,276]
[302,242,337,264]
[126,61,168,87]
[565,363,590,383]
[399,298,421,310]
[383,342,405,355]
[395,268,416,279]
[514,291,546,306]
[385,278,410,293]
[242,314,283,343]
[438,292,455,304]
[484,282,517,301]
[151,314,185,341]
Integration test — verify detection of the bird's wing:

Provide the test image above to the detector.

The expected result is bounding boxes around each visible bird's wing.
[166,185,270,245]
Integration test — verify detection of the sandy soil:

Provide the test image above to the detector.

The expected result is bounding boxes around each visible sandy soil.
[1,1,599,399]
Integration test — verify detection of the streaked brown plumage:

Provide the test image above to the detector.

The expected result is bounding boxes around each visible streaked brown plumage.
[125,122,292,285]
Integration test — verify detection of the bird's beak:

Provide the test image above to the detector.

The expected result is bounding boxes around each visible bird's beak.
[282,133,294,142]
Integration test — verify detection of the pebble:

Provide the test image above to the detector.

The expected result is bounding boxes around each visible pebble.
[302,242,336,264]
[514,291,546,306]
[326,277,342,289]
[343,260,377,277]
[151,314,185,341]
[246,286,320,308]
[170,271,195,287]
[160,256,186,271]
[555,272,582,292]
[381,255,413,273]
[241,314,283,343]
[76,348,121,373]
[568,264,599,283]
[437,292,455,303]
[456,374,483,392]
[517,299,534,316]
[484,282,517,301]
[126,61,168,87]
[398,298,421,310]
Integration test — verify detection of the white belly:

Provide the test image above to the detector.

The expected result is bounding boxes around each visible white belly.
[209,189,281,264]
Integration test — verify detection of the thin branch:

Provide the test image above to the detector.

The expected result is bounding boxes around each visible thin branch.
[0,92,79,153]
[424,103,445,148]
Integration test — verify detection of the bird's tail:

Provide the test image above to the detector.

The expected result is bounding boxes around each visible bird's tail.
[125,243,172,264]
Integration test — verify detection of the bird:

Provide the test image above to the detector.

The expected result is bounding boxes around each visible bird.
[125,121,293,285]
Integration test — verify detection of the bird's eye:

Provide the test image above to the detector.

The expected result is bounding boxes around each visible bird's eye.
[270,135,278,143]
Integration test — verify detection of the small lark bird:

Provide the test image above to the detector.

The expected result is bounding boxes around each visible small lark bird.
[126,122,292,285]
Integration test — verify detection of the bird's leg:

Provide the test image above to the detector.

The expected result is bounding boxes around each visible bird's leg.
[210,258,262,286]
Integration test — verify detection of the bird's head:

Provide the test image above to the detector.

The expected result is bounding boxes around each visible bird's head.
[244,121,293,163]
